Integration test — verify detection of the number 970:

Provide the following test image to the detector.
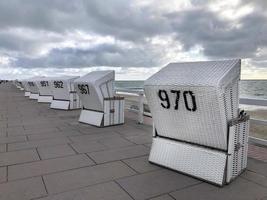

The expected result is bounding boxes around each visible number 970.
[158,89,197,111]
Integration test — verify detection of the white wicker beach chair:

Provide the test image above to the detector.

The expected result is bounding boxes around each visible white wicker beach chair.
[13,80,24,90]
[35,77,54,103]
[144,59,249,186]
[74,70,124,127]
[23,77,44,99]
[50,76,81,110]
[21,80,31,97]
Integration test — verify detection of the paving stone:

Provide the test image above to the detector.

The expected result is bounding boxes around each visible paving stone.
[0,144,6,153]
[27,132,66,141]
[125,135,152,144]
[60,129,83,137]
[37,182,132,200]
[38,144,76,159]
[0,135,27,144]
[170,178,267,200]
[0,177,47,200]
[0,167,6,183]
[71,141,107,154]
[23,127,60,135]
[43,161,136,194]
[98,137,135,149]
[117,169,200,200]
[247,158,267,177]
[8,137,71,151]
[123,156,160,173]
[149,194,175,200]
[241,170,267,188]
[116,127,150,137]
[0,149,39,166]
[88,145,150,164]
[8,154,94,180]
[69,132,121,144]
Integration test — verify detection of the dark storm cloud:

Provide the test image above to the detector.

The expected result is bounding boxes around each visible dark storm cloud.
[15,43,159,68]
[169,9,267,59]
[0,0,267,69]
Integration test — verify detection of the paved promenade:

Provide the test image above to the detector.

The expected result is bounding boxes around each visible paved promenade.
[0,83,267,200]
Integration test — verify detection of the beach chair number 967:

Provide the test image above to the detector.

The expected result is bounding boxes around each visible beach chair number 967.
[158,90,197,111]
[78,84,90,94]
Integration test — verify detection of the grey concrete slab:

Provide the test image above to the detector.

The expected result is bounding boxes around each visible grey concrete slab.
[117,169,200,200]
[0,167,6,183]
[169,178,267,200]
[0,144,6,153]
[43,161,136,194]
[88,145,150,164]
[125,135,152,145]
[0,135,27,144]
[241,170,267,188]
[70,141,107,154]
[116,126,150,137]
[8,137,71,151]
[22,127,60,135]
[0,177,46,200]
[8,154,94,181]
[0,149,39,166]
[38,144,76,159]
[123,156,160,173]
[247,158,267,177]
[98,137,135,149]
[149,194,175,200]
[27,132,66,141]
[37,182,132,200]
[69,132,121,144]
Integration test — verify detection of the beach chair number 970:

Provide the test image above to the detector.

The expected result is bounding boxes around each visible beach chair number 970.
[54,81,63,88]
[158,90,197,111]
[77,84,90,94]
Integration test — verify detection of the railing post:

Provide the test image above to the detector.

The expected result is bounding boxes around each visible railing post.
[138,91,144,124]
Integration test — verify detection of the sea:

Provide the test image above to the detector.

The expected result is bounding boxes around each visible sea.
[115,80,267,100]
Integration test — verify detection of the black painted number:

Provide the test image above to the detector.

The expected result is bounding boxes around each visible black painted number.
[53,81,63,88]
[78,84,90,94]
[40,81,49,87]
[28,82,34,87]
[158,89,197,111]
[158,90,170,109]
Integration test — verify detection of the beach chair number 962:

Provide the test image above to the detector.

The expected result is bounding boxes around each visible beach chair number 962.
[78,84,90,94]
[53,81,63,88]
[158,90,197,111]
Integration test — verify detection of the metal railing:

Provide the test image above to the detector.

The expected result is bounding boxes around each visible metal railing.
[116,88,267,146]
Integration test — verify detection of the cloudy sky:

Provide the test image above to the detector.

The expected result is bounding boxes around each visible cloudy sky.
[0,0,267,80]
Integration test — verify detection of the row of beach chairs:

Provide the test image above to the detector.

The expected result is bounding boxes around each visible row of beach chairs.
[13,59,250,186]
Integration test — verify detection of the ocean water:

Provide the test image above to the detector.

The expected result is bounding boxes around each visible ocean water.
[115,80,267,99]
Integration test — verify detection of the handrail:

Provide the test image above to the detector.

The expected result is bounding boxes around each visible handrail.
[240,98,267,106]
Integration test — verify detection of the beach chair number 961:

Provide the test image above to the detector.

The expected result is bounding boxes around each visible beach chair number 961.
[158,90,197,111]
[77,84,90,94]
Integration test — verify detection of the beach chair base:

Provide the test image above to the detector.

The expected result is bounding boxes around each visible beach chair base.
[79,97,125,127]
[25,92,31,97]
[38,95,53,103]
[50,100,70,110]
[29,93,39,100]
[149,114,249,186]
